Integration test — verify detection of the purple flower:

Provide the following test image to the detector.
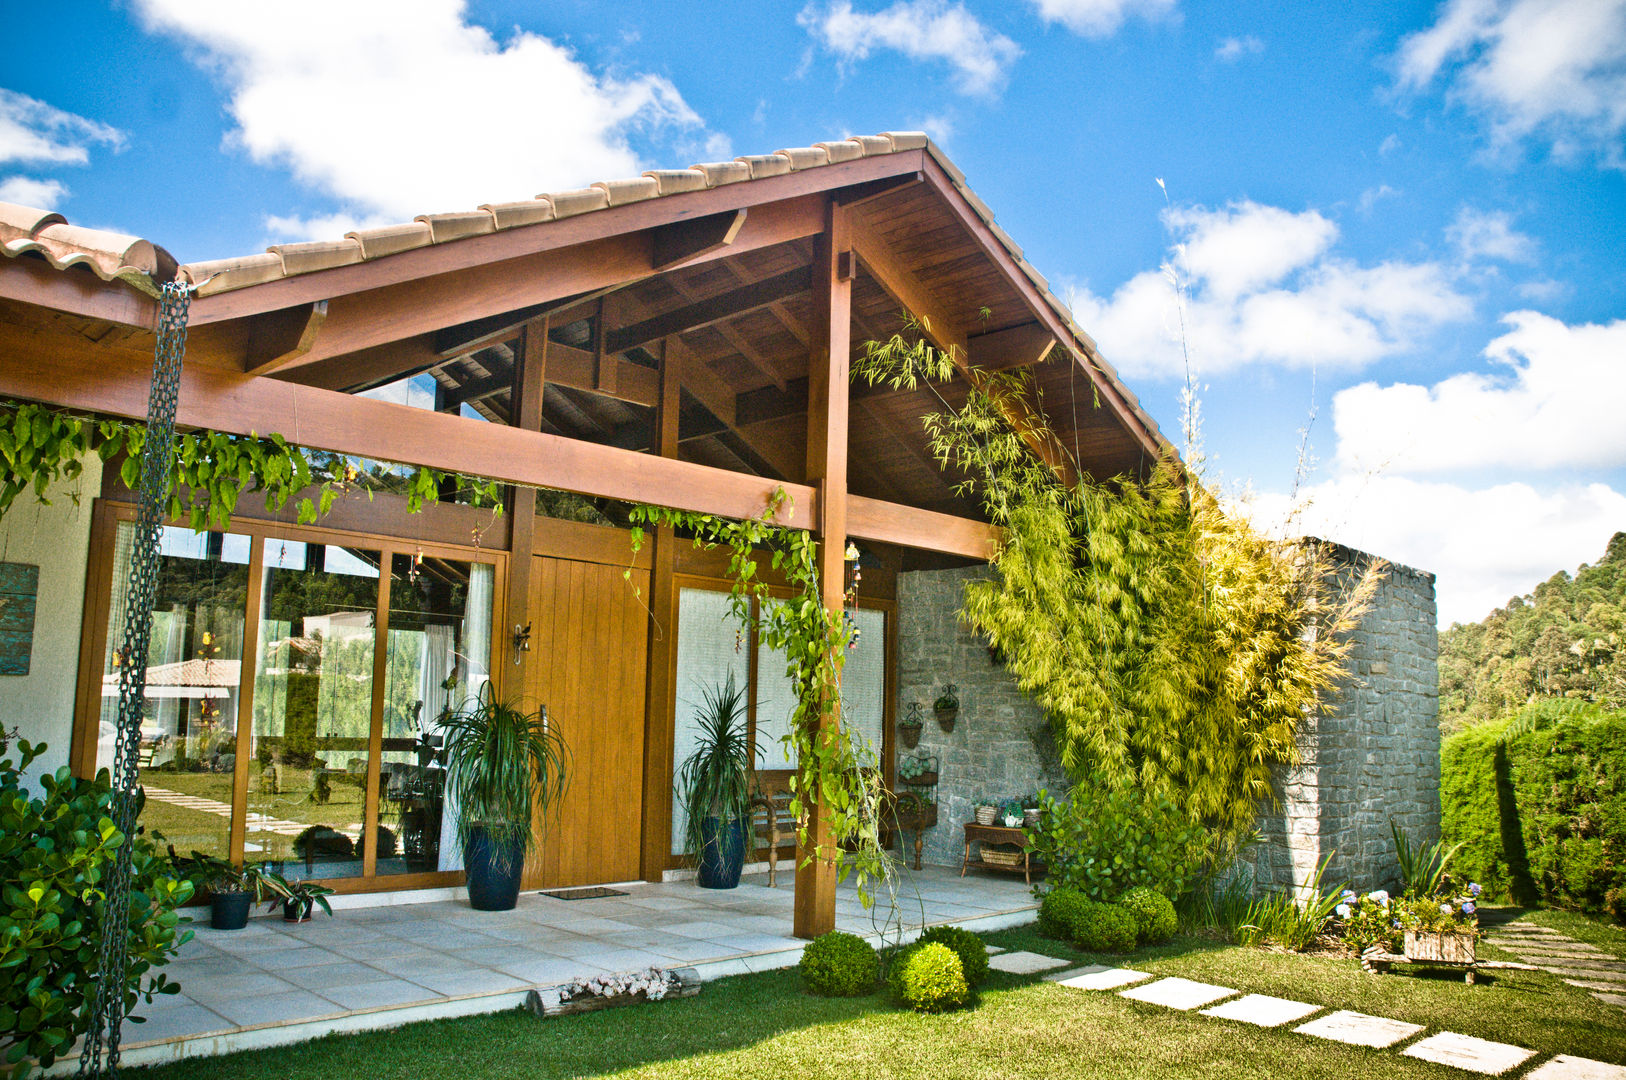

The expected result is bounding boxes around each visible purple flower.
[1461,901,1476,915]
[1469,883,1482,897]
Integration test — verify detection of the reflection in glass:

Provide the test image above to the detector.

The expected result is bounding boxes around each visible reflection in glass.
[248,540,380,880]
[378,553,493,875]
[101,525,250,861]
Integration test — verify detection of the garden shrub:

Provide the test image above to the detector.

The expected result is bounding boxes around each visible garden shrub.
[1026,784,1205,903]
[1441,704,1626,917]
[1037,887,1090,939]
[1070,900,1139,953]
[0,739,194,1077]
[916,925,989,986]
[798,931,877,996]
[894,942,969,1012]
[1118,886,1177,945]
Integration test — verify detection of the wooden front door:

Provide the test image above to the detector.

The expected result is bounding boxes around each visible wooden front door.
[521,556,648,889]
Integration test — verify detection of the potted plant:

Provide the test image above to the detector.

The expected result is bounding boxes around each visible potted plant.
[899,702,925,749]
[185,853,292,930]
[1021,792,1042,829]
[934,685,959,730]
[897,754,938,788]
[1397,879,1481,964]
[442,684,569,911]
[280,880,337,923]
[677,674,758,889]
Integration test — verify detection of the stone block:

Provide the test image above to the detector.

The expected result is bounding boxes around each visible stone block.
[1402,1032,1536,1075]
[1293,1009,1425,1048]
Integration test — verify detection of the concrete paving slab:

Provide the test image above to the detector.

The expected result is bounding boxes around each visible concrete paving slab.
[988,950,1074,975]
[1593,991,1626,1009]
[1402,1031,1536,1075]
[1293,1010,1425,1048]
[1054,966,1154,991]
[1119,977,1236,1011]
[1200,993,1321,1027]
[1539,966,1626,983]
[1526,1055,1626,1080]
[985,945,1005,955]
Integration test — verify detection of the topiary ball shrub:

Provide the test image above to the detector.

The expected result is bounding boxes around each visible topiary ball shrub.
[1038,887,1090,939]
[1118,886,1178,945]
[1071,900,1139,953]
[799,930,879,996]
[895,942,970,1012]
[916,925,990,987]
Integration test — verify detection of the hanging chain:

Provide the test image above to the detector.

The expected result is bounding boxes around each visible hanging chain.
[78,280,190,1080]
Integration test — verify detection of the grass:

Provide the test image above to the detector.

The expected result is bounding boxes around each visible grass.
[129,909,1624,1080]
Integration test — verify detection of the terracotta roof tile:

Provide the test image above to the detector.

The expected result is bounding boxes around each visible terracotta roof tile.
[642,169,709,195]
[548,187,611,219]
[735,154,793,180]
[692,160,752,187]
[816,139,865,163]
[480,198,554,230]
[592,176,660,206]
[0,201,176,295]
[347,221,433,260]
[776,146,829,170]
[416,210,497,244]
[185,252,286,296]
[882,131,929,151]
[270,238,364,276]
[852,135,894,156]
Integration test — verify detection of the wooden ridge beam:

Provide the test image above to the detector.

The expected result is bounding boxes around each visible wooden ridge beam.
[605,266,810,355]
[243,300,328,374]
[651,208,747,272]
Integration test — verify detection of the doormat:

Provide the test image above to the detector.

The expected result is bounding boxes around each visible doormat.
[540,887,629,900]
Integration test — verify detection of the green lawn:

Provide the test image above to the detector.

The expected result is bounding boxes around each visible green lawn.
[133,912,1624,1080]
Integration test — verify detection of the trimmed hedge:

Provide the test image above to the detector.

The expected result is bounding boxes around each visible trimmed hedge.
[894,942,969,1012]
[916,925,989,987]
[1071,900,1139,953]
[798,931,878,996]
[1442,703,1626,918]
[1038,888,1091,939]
[1118,886,1178,945]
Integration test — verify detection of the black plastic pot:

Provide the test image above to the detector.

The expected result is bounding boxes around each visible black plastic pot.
[210,891,252,930]
[283,896,314,923]
[696,816,745,889]
[464,826,526,911]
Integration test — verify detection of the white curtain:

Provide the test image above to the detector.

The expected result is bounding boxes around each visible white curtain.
[437,562,493,871]
[842,607,887,761]
[670,588,751,855]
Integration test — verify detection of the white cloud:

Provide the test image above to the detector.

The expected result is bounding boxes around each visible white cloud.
[0,176,68,207]
[798,1,1021,96]
[1357,184,1399,214]
[263,210,395,245]
[0,88,124,167]
[1446,205,1536,262]
[1070,199,1471,380]
[1395,0,1626,166]
[1379,133,1403,156]
[1030,0,1178,38]
[1215,35,1264,62]
[133,0,713,221]
[1249,474,1626,626]
[1333,311,1626,475]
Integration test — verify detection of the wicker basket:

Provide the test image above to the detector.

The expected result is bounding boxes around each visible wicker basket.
[980,845,1024,868]
[974,805,997,826]
[1404,930,1476,964]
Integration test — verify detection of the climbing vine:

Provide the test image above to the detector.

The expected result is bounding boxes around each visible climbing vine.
[0,401,503,530]
[626,491,891,903]
[855,329,1382,842]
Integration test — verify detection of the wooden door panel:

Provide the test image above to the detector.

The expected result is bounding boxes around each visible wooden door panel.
[522,557,648,889]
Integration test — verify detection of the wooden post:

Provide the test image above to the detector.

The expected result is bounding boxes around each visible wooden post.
[794,200,851,939]
[640,339,682,881]
[505,319,547,704]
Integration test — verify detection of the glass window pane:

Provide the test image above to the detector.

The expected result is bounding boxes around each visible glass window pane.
[671,588,750,856]
[247,539,381,880]
[843,608,887,762]
[754,600,798,772]
[378,554,493,876]
[101,524,250,863]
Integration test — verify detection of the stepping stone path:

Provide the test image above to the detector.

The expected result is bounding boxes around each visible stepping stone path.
[1403,1032,1536,1075]
[1200,993,1321,1028]
[987,950,1072,975]
[1295,1010,1425,1049]
[1527,1057,1626,1080]
[1119,977,1236,1011]
[1483,922,1626,1013]
[1052,966,1153,991]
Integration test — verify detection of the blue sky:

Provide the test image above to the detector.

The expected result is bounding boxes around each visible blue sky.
[3,0,1624,625]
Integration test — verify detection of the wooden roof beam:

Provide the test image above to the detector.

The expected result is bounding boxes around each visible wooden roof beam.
[605,266,809,355]
[651,208,747,272]
[244,301,328,375]
[967,321,1057,371]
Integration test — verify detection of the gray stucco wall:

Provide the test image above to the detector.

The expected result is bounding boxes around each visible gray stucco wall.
[895,544,1441,893]
[0,458,102,784]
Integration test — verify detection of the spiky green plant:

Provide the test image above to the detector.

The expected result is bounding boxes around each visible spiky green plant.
[440,684,568,874]
[1392,819,1464,897]
[676,673,758,861]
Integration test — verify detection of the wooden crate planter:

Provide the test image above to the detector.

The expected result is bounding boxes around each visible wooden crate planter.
[1405,930,1476,965]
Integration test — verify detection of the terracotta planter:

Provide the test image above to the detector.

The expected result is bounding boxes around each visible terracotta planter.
[899,724,922,749]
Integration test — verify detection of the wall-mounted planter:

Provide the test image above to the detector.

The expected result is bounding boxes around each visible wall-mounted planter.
[899,723,923,749]
[935,707,957,731]
[933,685,959,730]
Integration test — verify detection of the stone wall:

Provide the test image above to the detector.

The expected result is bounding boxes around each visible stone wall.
[1250,546,1441,895]
[894,566,1067,870]
[895,543,1441,891]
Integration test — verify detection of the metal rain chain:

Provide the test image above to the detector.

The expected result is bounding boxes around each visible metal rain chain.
[78,279,192,1079]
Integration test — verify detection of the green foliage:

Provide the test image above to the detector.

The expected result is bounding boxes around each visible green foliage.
[1070,901,1139,953]
[1391,820,1464,898]
[174,853,291,903]
[676,674,757,861]
[1442,704,1626,918]
[627,491,890,904]
[1025,785,1205,903]
[1440,532,1626,731]
[1393,880,1481,935]
[852,336,1379,841]
[915,926,989,987]
[1118,886,1178,945]
[0,740,195,1077]
[1237,855,1344,951]
[893,942,969,1013]
[0,400,503,529]
[1340,891,1401,953]
[1037,887,1090,940]
[797,932,878,997]
[440,685,569,874]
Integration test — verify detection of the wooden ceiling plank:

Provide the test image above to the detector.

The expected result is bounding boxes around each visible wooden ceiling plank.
[605,266,809,355]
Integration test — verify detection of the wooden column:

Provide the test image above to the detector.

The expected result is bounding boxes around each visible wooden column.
[794,200,852,939]
[505,318,547,703]
[640,340,682,881]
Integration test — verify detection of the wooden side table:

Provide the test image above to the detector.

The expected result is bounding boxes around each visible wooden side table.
[961,822,1037,884]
